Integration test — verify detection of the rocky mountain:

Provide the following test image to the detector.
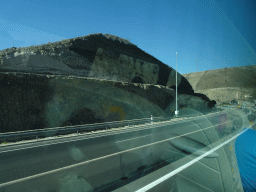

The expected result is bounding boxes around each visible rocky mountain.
[0,33,193,94]
[183,65,256,104]
[0,33,217,133]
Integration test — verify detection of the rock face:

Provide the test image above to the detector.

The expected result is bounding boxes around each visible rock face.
[0,72,214,133]
[0,33,194,94]
[0,72,168,133]
[183,65,256,103]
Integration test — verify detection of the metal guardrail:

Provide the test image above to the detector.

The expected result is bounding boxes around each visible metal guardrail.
[0,110,226,143]
[0,116,174,143]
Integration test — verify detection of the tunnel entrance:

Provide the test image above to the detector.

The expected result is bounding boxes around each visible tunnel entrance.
[131,76,143,84]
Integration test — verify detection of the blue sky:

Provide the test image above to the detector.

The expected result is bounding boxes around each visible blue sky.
[0,0,255,74]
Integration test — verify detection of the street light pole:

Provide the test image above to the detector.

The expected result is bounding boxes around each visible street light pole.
[175,52,179,117]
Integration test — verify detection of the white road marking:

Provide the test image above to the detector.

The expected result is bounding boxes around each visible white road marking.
[135,128,249,192]
[115,134,152,143]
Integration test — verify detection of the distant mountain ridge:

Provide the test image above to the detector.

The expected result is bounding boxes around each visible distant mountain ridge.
[183,65,256,103]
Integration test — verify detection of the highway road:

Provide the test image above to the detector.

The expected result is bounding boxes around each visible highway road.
[0,117,193,190]
[0,106,254,192]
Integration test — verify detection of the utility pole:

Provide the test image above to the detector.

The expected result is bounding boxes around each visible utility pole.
[175,52,179,117]
[196,59,198,72]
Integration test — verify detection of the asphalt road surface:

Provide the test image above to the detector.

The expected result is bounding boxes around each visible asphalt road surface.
[0,108,252,192]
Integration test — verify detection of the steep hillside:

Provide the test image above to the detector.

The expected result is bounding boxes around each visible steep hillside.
[0,72,215,133]
[0,34,217,133]
[183,65,256,103]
